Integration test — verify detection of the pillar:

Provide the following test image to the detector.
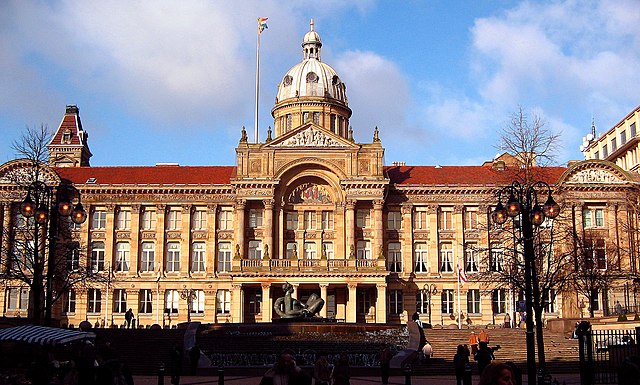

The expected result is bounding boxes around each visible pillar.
[234,200,246,259]
[373,200,384,260]
[180,205,191,275]
[207,204,217,275]
[156,204,166,273]
[261,284,271,322]
[231,284,243,323]
[263,200,274,260]
[376,283,387,323]
[401,204,413,274]
[347,283,357,323]
[105,204,116,270]
[320,284,329,318]
[345,200,355,258]
[130,205,141,274]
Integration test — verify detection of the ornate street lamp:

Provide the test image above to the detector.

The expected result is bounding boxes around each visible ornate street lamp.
[180,287,198,323]
[21,181,87,325]
[422,283,437,325]
[492,181,559,385]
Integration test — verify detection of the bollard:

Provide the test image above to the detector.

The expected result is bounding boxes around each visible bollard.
[157,362,165,385]
[404,364,412,385]
[218,367,224,385]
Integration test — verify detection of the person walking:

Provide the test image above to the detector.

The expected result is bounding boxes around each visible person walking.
[169,344,183,385]
[453,344,470,385]
[313,352,331,385]
[188,345,201,375]
[260,350,311,385]
[379,346,394,385]
[331,353,351,385]
[469,331,479,356]
[479,329,490,344]
[125,308,134,329]
[476,342,495,375]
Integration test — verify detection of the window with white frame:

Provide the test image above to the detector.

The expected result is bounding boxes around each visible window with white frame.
[413,208,428,230]
[439,242,454,272]
[322,211,334,230]
[286,212,298,230]
[248,240,262,260]
[113,289,127,313]
[414,243,428,273]
[63,289,76,313]
[583,207,605,228]
[92,210,107,229]
[249,208,263,228]
[303,242,317,259]
[167,209,182,230]
[464,209,478,230]
[388,289,404,315]
[387,211,402,230]
[216,289,231,314]
[439,208,453,230]
[322,242,334,259]
[217,242,232,272]
[67,246,80,271]
[166,242,181,272]
[91,242,105,272]
[247,288,262,315]
[116,208,131,230]
[165,290,179,314]
[191,242,206,272]
[441,289,454,314]
[357,290,373,314]
[304,211,317,230]
[356,209,371,229]
[191,290,205,314]
[218,207,233,230]
[141,208,157,230]
[286,243,297,259]
[388,242,402,272]
[87,289,102,313]
[115,242,130,272]
[139,289,153,314]
[192,209,207,230]
[467,289,481,314]
[416,291,429,314]
[492,289,507,313]
[140,242,155,272]
[490,244,504,272]
[7,287,29,311]
[465,243,479,272]
[357,240,371,259]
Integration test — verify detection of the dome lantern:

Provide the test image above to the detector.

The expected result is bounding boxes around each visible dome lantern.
[303,19,322,60]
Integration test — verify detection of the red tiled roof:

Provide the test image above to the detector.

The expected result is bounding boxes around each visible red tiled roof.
[50,114,83,146]
[384,165,567,186]
[55,166,236,185]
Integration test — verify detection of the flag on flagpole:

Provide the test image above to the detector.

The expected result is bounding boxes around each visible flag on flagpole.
[457,264,468,285]
[258,17,269,34]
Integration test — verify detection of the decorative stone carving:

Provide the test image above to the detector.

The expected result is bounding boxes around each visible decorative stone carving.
[250,160,262,173]
[217,231,233,239]
[141,232,156,239]
[274,127,349,147]
[115,232,131,239]
[289,183,332,204]
[91,232,106,239]
[568,168,624,183]
[359,160,370,173]
[192,232,207,239]
[166,232,182,239]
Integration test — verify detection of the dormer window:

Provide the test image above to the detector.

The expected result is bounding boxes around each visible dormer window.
[62,130,72,144]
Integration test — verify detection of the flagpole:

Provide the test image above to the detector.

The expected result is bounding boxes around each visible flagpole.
[254,23,260,143]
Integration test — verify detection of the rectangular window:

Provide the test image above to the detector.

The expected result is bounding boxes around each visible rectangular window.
[413,209,428,230]
[139,289,153,314]
[116,209,131,230]
[167,209,182,230]
[218,208,233,230]
[490,244,504,272]
[388,290,404,315]
[63,289,76,314]
[603,144,608,158]
[165,290,179,314]
[464,209,478,230]
[357,240,371,259]
[216,290,231,314]
[632,122,637,137]
[465,243,479,273]
[87,289,102,313]
[140,242,155,272]
[249,209,263,228]
[322,211,334,230]
[356,209,371,229]
[113,289,127,313]
[141,209,157,230]
[304,211,317,230]
[467,289,481,314]
[322,242,334,259]
[115,242,130,272]
[192,209,207,230]
[545,289,556,313]
[388,242,402,272]
[91,242,105,272]
[414,243,428,273]
[92,210,107,230]
[590,289,600,311]
[286,212,298,230]
[191,242,206,272]
[594,151,599,160]
[586,238,607,269]
[67,246,80,271]
[583,207,605,228]
[612,137,617,152]
[286,243,297,259]
[8,288,29,311]
[247,288,262,315]
[217,242,232,272]
[416,291,429,314]
[439,242,454,272]
[191,290,205,314]
[439,209,453,230]
[441,289,454,314]
[248,240,262,260]
[387,211,402,230]
[357,290,373,314]
[303,242,317,259]
[621,130,627,145]
[166,242,181,272]
[492,289,507,313]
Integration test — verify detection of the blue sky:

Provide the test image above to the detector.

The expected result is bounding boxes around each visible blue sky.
[1,0,639,167]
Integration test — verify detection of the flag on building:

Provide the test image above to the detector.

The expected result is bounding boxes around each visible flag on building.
[457,264,468,285]
[258,17,269,34]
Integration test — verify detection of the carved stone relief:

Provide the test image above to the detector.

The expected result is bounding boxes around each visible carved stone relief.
[568,168,624,184]
[273,126,349,147]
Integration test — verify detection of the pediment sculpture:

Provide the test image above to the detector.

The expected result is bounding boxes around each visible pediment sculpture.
[272,127,349,147]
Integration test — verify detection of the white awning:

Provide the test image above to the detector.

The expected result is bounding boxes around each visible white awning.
[0,325,95,346]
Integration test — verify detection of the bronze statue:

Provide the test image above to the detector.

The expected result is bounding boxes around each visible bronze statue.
[273,282,324,319]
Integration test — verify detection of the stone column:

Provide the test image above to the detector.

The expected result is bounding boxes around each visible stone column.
[278,205,284,260]
[130,205,141,275]
[376,283,387,323]
[156,204,166,273]
[127,289,138,326]
[263,199,274,260]
[207,204,217,275]
[180,205,191,275]
[261,283,271,322]
[1,204,11,268]
[454,205,464,267]
[373,200,384,260]
[204,289,216,323]
[347,283,357,323]
[427,205,438,273]
[234,200,246,259]
[320,284,329,318]
[401,204,413,274]
[231,283,243,323]
[345,200,355,259]
[105,204,116,271]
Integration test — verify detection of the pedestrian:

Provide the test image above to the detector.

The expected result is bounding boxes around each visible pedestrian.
[477,362,515,385]
[453,344,470,385]
[313,352,332,385]
[469,331,479,356]
[170,344,183,385]
[476,342,495,375]
[479,329,490,344]
[503,313,511,328]
[615,300,623,316]
[379,346,394,385]
[331,352,351,385]
[188,345,201,375]
[125,308,134,329]
[259,349,311,385]
[412,312,427,351]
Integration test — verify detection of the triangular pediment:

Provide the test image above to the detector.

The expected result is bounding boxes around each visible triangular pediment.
[558,159,631,185]
[267,123,356,149]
